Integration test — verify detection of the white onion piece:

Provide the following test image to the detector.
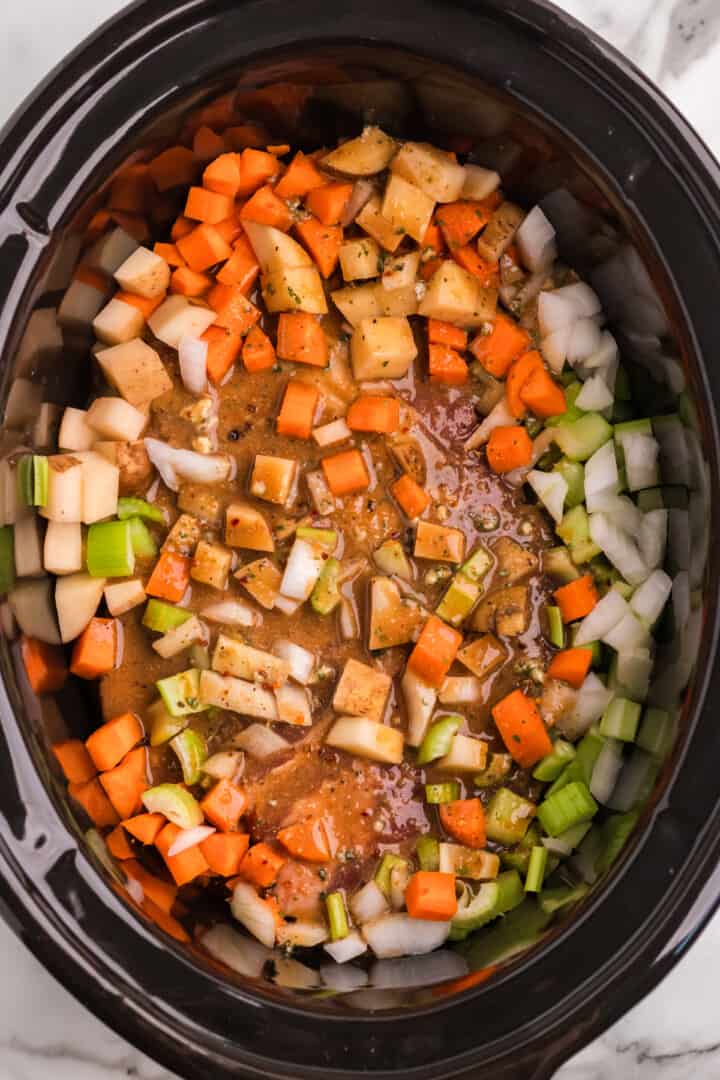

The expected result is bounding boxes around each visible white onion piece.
[602,612,651,652]
[273,593,302,615]
[622,432,660,492]
[361,913,450,959]
[566,318,603,367]
[144,437,233,491]
[615,648,653,701]
[280,538,324,601]
[168,825,215,857]
[574,589,629,645]
[589,512,649,586]
[630,568,672,625]
[554,282,602,318]
[324,931,368,966]
[515,206,557,272]
[527,469,567,523]
[576,374,613,412]
[540,326,572,374]
[230,882,277,948]
[179,335,208,395]
[538,291,578,336]
[438,676,482,704]
[341,179,375,226]
[590,494,642,535]
[272,639,315,684]
[235,722,289,759]
[370,951,467,990]
[568,673,614,737]
[204,750,245,781]
[464,396,514,451]
[590,738,624,804]
[350,880,389,925]
[320,963,369,991]
[201,598,258,627]
[312,418,352,448]
[638,510,668,573]
[144,437,179,490]
[584,439,619,511]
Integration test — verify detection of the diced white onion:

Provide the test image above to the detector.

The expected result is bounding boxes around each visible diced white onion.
[350,880,389,925]
[438,676,482,704]
[591,494,643,535]
[589,512,649,586]
[622,432,660,492]
[168,825,215,857]
[273,593,302,615]
[668,507,691,571]
[234,723,289,759]
[361,913,450,959]
[201,598,258,627]
[567,318,603,368]
[576,374,613,412]
[615,648,653,701]
[272,639,315,684]
[554,282,602,318]
[570,673,614,736]
[527,469,567,523]
[630,568,672,625]
[152,614,207,659]
[323,931,368,966]
[230,882,277,948]
[602,611,651,652]
[402,668,437,747]
[575,589,629,645]
[178,336,208,395]
[200,924,270,978]
[204,750,245,781]
[369,951,467,989]
[390,861,411,911]
[515,206,557,272]
[538,291,578,336]
[590,737,624,804]
[584,439,618,511]
[280,538,324,601]
[464,396,514,451]
[144,437,233,491]
[540,326,572,374]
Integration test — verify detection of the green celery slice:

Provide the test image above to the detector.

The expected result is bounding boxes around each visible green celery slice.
[326,892,349,940]
[142,783,204,828]
[143,599,192,633]
[170,728,207,785]
[374,853,406,898]
[636,707,673,758]
[524,846,548,893]
[545,604,565,648]
[538,881,589,914]
[537,780,598,837]
[417,714,462,765]
[127,516,158,559]
[33,456,49,507]
[532,739,576,782]
[436,574,479,626]
[416,835,440,871]
[0,526,15,594]
[553,458,585,508]
[310,556,341,614]
[425,781,460,804]
[86,519,135,577]
[600,697,641,742]
[461,545,493,584]
[117,496,165,523]
[553,413,613,462]
[296,525,338,553]
[156,668,208,718]
[485,787,536,845]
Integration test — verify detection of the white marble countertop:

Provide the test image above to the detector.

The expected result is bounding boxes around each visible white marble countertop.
[2,1,720,1077]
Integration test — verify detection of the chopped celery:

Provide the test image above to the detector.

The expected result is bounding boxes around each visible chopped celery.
[553,413,613,462]
[532,739,576,782]
[485,787,536,845]
[543,545,580,584]
[326,892,349,940]
[417,714,462,765]
[373,539,411,579]
[425,781,460,804]
[548,729,604,796]
[17,456,46,506]
[474,752,512,788]
[595,810,639,875]
[460,898,552,967]
[524,846,548,892]
[416,835,440,871]
[117,496,165,523]
[538,881,589,914]
[500,822,540,874]
[461,545,493,584]
[614,417,652,441]
[127,516,158,559]
[310,556,341,614]
[600,697,641,742]
[436,574,479,626]
[156,668,208,717]
[143,599,192,633]
[569,626,603,668]
[495,869,525,915]
[170,728,207,785]
[541,820,591,856]
[546,381,584,426]
[86,519,135,578]
[0,526,15,594]
[526,416,543,439]
[545,604,565,648]
[449,870,524,940]
[374,853,406,898]
[557,505,601,566]
[296,525,338,553]
[147,698,187,746]
[553,459,585,509]
[142,782,204,828]
[16,456,33,506]
[636,707,673,758]
[537,780,598,837]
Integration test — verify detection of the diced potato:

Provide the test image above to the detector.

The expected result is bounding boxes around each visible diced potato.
[332,657,391,723]
[75,451,120,524]
[414,521,466,563]
[438,843,499,880]
[55,572,106,643]
[373,539,412,580]
[226,503,275,551]
[161,513,200,556]
[212,633,289,688]
[391,141,466,203]
[261,267,327,315]
[104,578,146,615]
[438,676,482,705]
[14,514,43,578]
[274,683,312,726]
[86,226,138,276]
[492,536,538,584]
[114,246,171,298]
[457,633,507,678]
[339,237,381,282]
[382,251,421,292]
[40,455,83,523]
[476,202,525,262]
[199,669,278,720]
[96,338,173,408]
[381,174,435,245]
[191,540,233,590]
[355,195,404,253]
[43,520,83,576]
[462,165,501,201]
[312,419,352,448]
[321,127,397,177]
[418,261,498,328]
[437,733,488,774]
[377,284,418,318]
[331,283,382,327]
[148,296,216,348]
[249,455,297,506]
[86,397,147,442]
[243,222,312,273]
[402,667,437,746]
[369,577,425,650]
[153,614,208,659]
[58,407,96,452]
[235,557,281,609]
[326,716,403,765]
[350,316,417,380]
[92,297,145,345]
[57,278,108,330]
[177,484,222,525]
[94,439,153,494]
[473,586,529,637]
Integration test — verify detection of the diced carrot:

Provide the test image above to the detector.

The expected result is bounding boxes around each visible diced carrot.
[214,209,245,246]
[207,282,260,335]
[107,825,135,860]
[491,688,553,768]
[109,211,150,244]
[408,614,463,688]
[176,223,233,272]
[200,778,248,832]
[322,449,369,496]
[122,812,165,845]
[427,319,467,351]
[276,312,327,367]
[453,244,499,286]
[276,380,320,440]
[225,124,270,151]
[184,186,235,225]
[506,350,544,418]
[242,325,276,373]
[156,822,210,886]
[486,425,533,474]
[436,201,489,250]
[147,147,197,192]
[193,125,227,162]
[305,182,353,226]
[347,395,400,434]
[470,313,531,379]
[202,326,242,384]
[420,256,444,282]
[274,151,326,198]
[86,712,143,772]
[238,841,285,887]
[153,241,186,268]
[547,647,593,689]
[99,746,148,820]
[123,859,177,914]
[109,164,153,214]
[294,217,342,278]
[200,832,250,876]
[146,551,191,603]
[170,266,212,297]
[267,144,291,157]
[141,896,190,943]
[421,220,446,255]
[73,266,110,291]
[405,871,458,920]
[202,153,242,198]
[554,575,599,624]
[239,184,292,230]
[70,617,117,680]
[519,365,566,419]
[171,215,195,241]
[439,799,487,849]
[392,473,430,519]
[68,778,119,827]
[429,343,469,386]
[20,635,67,694]
[236,149,280,195]
[277,820,331,863]
[52,739,96,784]
[216,234,259,291]
[115,291,164,318]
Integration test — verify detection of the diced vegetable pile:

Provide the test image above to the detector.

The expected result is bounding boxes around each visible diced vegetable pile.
[4,112,696,987]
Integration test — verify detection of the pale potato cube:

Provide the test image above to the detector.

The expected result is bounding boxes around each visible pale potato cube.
[414,521,466,563]
[326,716,403,765]
[274,683,312,726]
[476,202,525,262]
[369,577,425,650]
[339,237,381,282]
[75,450,120,524]
[43,520,83,576]
[235,557,281,609]
[55,573,106,643]
[191,540,233,590]
[13,514,43,577]
[321,127,397,177]
[86,397,147,441]
[331,283,382,327]
[261,267,327,315]
[57,278,108,329]
[199,669,278,720]
[226,503,275,552]
[147,296,216,348]
[381,174,435,244]
[250,455,297,505]
[93,439,152,494]
[377,284,418,318]
[457,632,508,678]
[351,316,417,380]
[114,246,171,299]
[104,578,146,615]
[243,222,312,273]
[391,141,466,203]
[86,227,138,276]
[163,512,202,555]
[152,615,208,660]
[40,455,83,523]
[355,195,404,253]
[332,657,391,723]
[212,633,289,688]
[96,338,172,408]
[382,250,421,292]
[58,407,95,452]
[418,260,498,328]
[177,483,222,525]
[92,297,145,345]
[437,733,488,774]
[462,165,501,201]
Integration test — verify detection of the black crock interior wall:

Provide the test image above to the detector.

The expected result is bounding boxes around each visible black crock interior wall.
[0,3,719,1077]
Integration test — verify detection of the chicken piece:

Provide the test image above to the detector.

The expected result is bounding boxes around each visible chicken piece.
[492,536,538,584]
[333,658,392,723]
[473,585,529,637]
